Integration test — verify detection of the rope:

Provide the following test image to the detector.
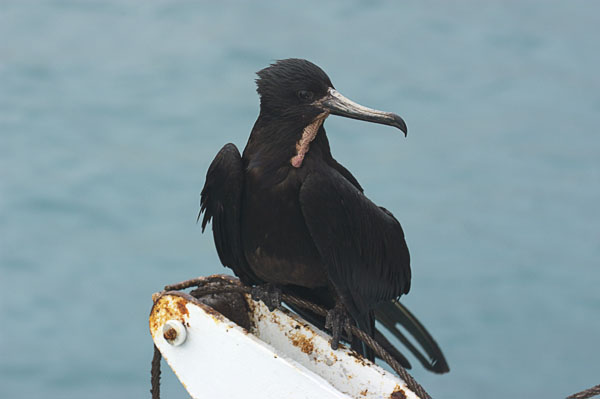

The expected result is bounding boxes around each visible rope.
[567,384,600,399]
[150,345,161,399]
[153,278,433,399]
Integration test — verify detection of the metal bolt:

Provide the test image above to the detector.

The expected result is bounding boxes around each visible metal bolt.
[163,320,187,346]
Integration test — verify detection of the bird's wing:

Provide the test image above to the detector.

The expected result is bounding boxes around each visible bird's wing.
[299,169,411,317]
[327,157,363,192]
[199,144,259,285]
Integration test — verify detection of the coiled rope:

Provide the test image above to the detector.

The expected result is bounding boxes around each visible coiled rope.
[151,277,432,399]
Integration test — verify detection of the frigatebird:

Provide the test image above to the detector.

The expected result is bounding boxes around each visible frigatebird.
[199,58,448,373]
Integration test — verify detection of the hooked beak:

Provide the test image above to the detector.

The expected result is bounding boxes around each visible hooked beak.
[316,88,407,135]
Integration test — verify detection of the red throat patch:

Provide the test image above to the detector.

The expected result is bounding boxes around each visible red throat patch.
[291,113,329,168]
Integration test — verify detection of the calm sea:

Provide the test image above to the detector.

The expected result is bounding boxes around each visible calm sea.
[1,1,599,398]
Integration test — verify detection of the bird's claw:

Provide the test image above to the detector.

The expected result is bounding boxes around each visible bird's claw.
[325,304,353,351]
[251,284,282,311]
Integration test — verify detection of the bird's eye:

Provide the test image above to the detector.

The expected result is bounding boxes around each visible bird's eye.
[297,90,314,101]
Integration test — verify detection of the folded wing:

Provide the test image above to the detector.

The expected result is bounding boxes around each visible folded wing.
[299,170,411,319]
[199,143,259,285]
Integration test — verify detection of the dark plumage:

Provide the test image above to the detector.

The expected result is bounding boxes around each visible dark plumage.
[200,58,448,373]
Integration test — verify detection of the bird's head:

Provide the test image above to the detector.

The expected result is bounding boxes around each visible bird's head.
[255,59,407,167]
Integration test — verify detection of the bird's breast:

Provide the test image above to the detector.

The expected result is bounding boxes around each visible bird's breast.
[241,166,328,289]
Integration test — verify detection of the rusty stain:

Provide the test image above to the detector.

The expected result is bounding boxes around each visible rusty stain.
[270,311,280,324]
[176,299,189,317]
[245,293,257,312]
[247,296,271,329]
[347,350,368,366]
[149,295,191,338]
[163,327,178,341]
[390,385,407,399]
[289,331,315,355]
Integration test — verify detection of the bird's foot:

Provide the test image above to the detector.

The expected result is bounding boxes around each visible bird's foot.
[325,303,353,351]
[251,284,282,312]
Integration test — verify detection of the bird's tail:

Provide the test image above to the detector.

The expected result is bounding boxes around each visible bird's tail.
[353,312,376,361]
[374,299,449,374]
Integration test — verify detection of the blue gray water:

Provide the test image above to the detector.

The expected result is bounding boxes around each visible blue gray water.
[1,1,599,398]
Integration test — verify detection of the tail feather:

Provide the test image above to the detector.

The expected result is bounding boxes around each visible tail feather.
[354,313,375,361]
[373,329,412,369]
[375,299,449,374]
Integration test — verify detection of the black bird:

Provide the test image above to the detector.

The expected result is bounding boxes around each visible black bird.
[200,59,448,373]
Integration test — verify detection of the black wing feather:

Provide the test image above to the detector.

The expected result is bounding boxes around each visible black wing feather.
[299,169,411,318]
[199,144,259,285]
